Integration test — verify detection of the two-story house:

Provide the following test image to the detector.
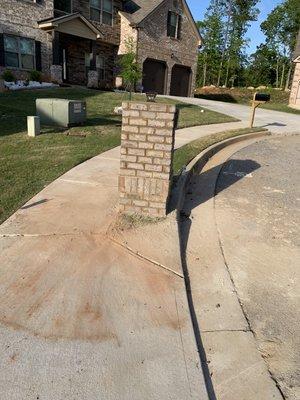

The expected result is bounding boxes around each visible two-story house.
[0,0,201,97]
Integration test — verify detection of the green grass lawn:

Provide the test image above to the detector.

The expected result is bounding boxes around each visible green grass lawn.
[0,87,237,224]
[194,87,300,115]
[173,127,268,174]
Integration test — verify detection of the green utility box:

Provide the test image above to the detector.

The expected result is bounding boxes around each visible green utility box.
[36,99,87,127]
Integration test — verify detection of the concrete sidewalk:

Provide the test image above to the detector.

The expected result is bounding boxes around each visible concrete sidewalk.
[164,95,300,135]
[0,120,243,399]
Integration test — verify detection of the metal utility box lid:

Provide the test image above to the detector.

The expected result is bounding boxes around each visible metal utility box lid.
[36,98,87,128]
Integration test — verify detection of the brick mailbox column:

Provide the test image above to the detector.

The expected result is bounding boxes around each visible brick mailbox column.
[119,102,178,218]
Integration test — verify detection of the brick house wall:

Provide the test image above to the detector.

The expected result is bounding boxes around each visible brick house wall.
[71,0,123,45]
[137,0,199,95]
[118,0,200,96]
[0,0,53,79]
[0,0,200,94]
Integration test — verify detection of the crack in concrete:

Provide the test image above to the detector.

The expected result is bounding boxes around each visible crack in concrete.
[0,232,184,279]
[213,154,286,400]
[201,329,250,333]
[109,236,184,279]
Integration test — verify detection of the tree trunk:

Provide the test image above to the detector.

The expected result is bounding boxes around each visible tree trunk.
[225,58,230,88]
[203,61,207,87]
[217,0,232,87]
[276,58,279,88]
[217,59,223,87]
[285,62,292,91]
[280,62,285,89]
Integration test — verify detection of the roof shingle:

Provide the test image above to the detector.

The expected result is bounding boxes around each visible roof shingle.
[122,0,165,25]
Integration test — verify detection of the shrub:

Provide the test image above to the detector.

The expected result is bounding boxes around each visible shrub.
[119,37,142,100]
[41,73,51,83]
[1,70,16,82]
[29,70,42,82]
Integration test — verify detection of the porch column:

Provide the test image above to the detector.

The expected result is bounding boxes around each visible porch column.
[50,31,63,84]
[52,31,60,65]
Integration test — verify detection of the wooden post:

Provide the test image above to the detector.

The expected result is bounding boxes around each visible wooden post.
[250,102,259,128]
[250,92,267,128]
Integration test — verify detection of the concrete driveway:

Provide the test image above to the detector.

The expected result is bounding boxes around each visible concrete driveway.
[164,96,300,135]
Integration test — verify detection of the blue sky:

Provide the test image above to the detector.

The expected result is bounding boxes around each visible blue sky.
[187,0,284,54]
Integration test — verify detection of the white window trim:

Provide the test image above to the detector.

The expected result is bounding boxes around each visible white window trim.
[96,55,106,80]
[168,11,180,39]
[90,0,114,27]
[4,35,36,71]
[85,53,107,80]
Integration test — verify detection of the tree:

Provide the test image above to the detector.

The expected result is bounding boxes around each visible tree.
[261,0,300,89]
[220,0,259,87]
[197,0,259,88]
[119,37,142,100]
[246,44,279,86]
[196,0,224,86]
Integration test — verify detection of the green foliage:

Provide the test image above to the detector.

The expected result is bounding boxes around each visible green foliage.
[197,0,259,88]
[119,37,142,99]
[259,0,300,89]
[1,70,16,82]
[173,127,266,174]
[29,70,42,82]
[196,1,224,86]
[197,0,299,88]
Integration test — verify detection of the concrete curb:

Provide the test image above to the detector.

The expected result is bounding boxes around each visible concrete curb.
[176,130,270,212]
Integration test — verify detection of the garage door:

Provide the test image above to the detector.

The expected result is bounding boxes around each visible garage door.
[170,65,191,97]
[142,59,167,94]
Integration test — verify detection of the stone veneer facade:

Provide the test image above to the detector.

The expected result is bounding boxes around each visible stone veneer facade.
[289,62,300,109]
[119,102,177,217]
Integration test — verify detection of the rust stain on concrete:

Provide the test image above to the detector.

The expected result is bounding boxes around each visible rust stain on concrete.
[0,233,185,342]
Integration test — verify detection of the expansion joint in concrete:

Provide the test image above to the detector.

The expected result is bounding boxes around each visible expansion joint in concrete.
[108,236,184,279]
[201,329,251,334]
[213,160,286,400]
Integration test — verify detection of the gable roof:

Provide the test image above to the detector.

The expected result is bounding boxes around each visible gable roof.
[294,31,300,61]
[122,0,164,25]
[122,0,202,42]
[38,13,102,40]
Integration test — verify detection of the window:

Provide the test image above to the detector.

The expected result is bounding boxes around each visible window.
[54,0,72,14]
[85,53,106,80]
[85,52,93,77]
[167,11,181,39]
[4,35,35,70]
[90,0,113,26]
[96,55,106,80]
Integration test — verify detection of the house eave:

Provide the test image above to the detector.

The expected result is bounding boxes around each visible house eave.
[38,13,103,40]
